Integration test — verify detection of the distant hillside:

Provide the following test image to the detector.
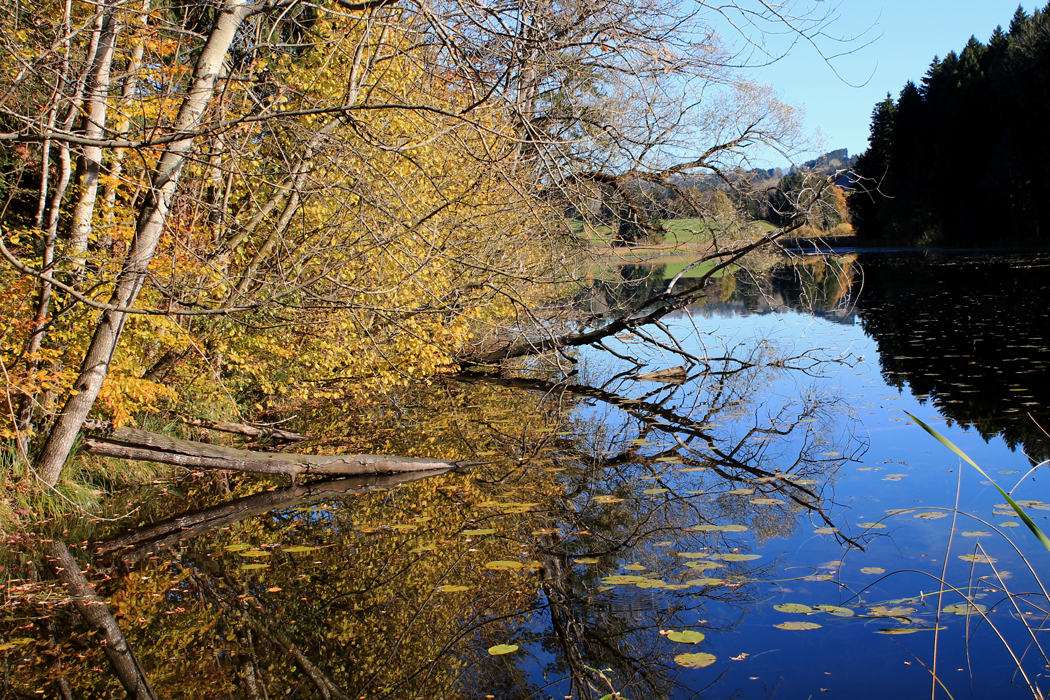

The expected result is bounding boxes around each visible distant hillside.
[568,148,857,244]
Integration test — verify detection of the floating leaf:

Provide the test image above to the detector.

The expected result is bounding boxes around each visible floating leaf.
[460,529,497,536]
[685,577,723,586]
[958,554,997,564]
[857,522,887,529]
[774,621,821,630]
[860,567,885,575]
[886,509,916,515]
[678,552,710,559]
[674,652,717,668]
[942,603,987,616]
[814,605,854,617]
[749,498,783,505]
[711,553,761,561]
[487,644,519,656]
[813,527,838,535]
[602,575,649,585]
[868,606,915,618]
[436,585,470,593]
[643,488,669,495]
[914,512,949,520]
[773,603,813,613]
[726,488,754,495]
[667,630,705,643]
[720,524,748,532]
[1000,522,1021,528]
[593,495,624,504]
[574,557,599,564]
[240,563,269,570]
[224,544,251,552]
[282,545,318,553]
[485,560,524,570]
[876,628,920,635]
[623,563,647,571]
[238,549,271,558]
[961,531,993,538]
[636,579,667,589]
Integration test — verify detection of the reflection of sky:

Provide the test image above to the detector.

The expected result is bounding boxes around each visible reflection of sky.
[558,297,1048,698]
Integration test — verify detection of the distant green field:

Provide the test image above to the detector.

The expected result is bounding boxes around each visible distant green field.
[572,218,776,246]
[660,259,737,280]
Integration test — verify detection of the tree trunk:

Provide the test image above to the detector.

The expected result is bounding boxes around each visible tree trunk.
[36,0,256,485]
[80,423,472,477]
[69,4,121,266]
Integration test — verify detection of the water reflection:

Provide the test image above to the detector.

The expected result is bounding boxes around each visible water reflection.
[697,251,1050,460]
[2,356,861,699]
[5,250,1050,699]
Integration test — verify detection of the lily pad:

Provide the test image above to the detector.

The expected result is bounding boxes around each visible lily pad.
[282,545,318,553]
[238,549,271,558]
[623,563,647,571]
[958,554,997,564]
[487,644,519,656]
[914,512,949,520]
[710,553,761,561]
[685,561,722,571]
[726,488,754,495]
[674,652,717,668]
[460,528,497,536]
[643,488,670,495]
[602,575,650,585]
[685,577,723,586]
[774,621,822,630]
[485,560,524,570]
[593,495,624,504]
[678,552,710,559]
[860,567,885,575]
[961,531,993,538]
[224,544,252,552]
[813,527,838,535]
[240,563,270,570]
[773,603,813,613]
[942,603,987,615]
[868,606,915,617]
[1000,521,1021,528]
[574,557,600,564]
[749,498,784,505]
[814,605,854,617]
[857,522,887,529]
[667,630,706,643]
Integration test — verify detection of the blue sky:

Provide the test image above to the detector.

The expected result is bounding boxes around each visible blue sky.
[727,0,1032,165]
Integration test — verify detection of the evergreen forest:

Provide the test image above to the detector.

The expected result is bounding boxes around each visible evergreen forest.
[850,4,1050,245]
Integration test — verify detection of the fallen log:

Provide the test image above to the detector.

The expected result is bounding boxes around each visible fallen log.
[82,423,478,477]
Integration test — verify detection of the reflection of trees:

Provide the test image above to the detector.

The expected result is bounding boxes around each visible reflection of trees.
[3,347,867,699]
[849,253,1050,461]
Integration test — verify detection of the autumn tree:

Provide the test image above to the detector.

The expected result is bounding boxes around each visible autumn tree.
[0,0,842,488]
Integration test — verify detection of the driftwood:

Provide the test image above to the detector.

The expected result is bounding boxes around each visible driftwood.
[82,422,476,477]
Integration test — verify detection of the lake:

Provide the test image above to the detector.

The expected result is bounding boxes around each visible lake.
[4,249,1050,699]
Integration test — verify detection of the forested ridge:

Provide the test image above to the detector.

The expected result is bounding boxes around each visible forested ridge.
[851,4,1050,245]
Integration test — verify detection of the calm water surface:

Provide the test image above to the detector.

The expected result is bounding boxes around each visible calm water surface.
[4,250,1050,699]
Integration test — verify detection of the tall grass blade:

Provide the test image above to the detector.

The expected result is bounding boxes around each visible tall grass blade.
[907,412,1050,553]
